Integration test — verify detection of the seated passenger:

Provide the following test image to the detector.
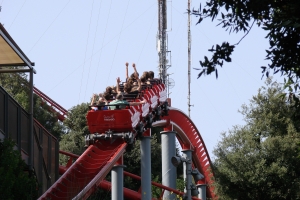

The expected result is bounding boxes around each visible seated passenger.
[125,62,139,85]
[132,63,139,84]
[148,70,161,84]
[106,86,113,93]
[123,82,132,94]
[148,71,155,80]
[97,93,109,110]
[90,93,108,110]
[140,71,151,85]
[130,73,142,96]
[125,62,129,82]
[109,92,146,110]
[117,76,131,95]
[90,94,98,110]
[141,71,150,79]
[103,86,114,100]
[111,86,117,93]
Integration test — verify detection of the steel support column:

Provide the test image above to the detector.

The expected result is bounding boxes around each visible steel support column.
[141,132,152,200]
[112,157,125,200]
[197,184,206,200]
[182,149,192,200]
[161,130,176,199]
[28,68,34,172]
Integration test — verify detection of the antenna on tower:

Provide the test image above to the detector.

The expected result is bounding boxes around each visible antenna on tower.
[167,73,175,98]
[157,0,172,95]
[187,0,192,118]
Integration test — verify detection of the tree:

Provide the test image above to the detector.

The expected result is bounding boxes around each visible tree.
[0,72,65,138]
[0,138,38,200]
[59,103,90,164]
[191,0,300,97]
[213,79,300,199]
[59,104,180,199]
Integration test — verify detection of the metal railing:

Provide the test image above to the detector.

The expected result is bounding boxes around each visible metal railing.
[0,85,59,196]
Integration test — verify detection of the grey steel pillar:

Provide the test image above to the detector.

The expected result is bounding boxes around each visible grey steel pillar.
[112,158,125,200]
[161,130,177,199]
[182,150,192,200]
[29,68,34,172]
[197,184,206,200]
[141,134,152,200]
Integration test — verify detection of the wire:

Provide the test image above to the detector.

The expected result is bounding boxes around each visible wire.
[91,0,103,92]
[78,0,95,103]
[28,0,71,54]
[48,3,156,94]
[105,0,131,86]
[136,14,156,65]
[92,0,112,93]
[8,0,27,30]
[168,14,184,78]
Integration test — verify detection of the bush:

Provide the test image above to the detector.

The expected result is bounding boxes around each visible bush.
[0,138,38,200]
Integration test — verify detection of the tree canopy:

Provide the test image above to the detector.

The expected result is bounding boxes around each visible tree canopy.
[192,0,300,93]
[213,79,300,199]
[59,103,89,164]
[0,138,38,200]
[0,72,65,138]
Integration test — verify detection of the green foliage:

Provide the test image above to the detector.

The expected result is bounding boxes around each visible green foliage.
[213,80,300,199]
[0,72,28,100]
[151,177,185,200]
[33,96,65,139]
[59,103,89,165]
[58,102,180,198]
[87,188,111,200]
[0,72,65,139]
[176,178,185,194]
[86,134,164,199]
[191,0,300,97]
[122,134,162,191]
[63,103,90,136]
[194,42,235,79]
[151,175,162,198]
[0,138,38,200]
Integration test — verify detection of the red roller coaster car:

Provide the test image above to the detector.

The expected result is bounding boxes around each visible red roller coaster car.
[85,80,168,148]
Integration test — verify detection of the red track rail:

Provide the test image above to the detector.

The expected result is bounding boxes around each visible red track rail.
[55,107,216,199]
[37,81,216,199]
[38,140,127,200]
[33,86,68,121]
[167,107,216,199]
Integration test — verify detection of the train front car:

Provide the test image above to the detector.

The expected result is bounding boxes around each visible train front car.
[85,80,168,150]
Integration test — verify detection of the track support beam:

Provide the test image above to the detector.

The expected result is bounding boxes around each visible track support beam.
[161,130,177,199]
[141,129,152,200]
[112,156,125,200]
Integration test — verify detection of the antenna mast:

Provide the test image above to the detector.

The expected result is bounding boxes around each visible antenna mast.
[157,0,168,85]
[188,0,192,117]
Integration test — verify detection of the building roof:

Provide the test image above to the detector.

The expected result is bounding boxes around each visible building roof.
[0,23,34,68]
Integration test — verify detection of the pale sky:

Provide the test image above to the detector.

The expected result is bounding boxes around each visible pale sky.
[0,0,280,159]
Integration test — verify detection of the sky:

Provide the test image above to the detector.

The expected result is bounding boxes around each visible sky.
[0,0,281,159]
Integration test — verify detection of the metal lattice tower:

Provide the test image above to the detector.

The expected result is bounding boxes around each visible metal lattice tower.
[188,0,192,117]
[157,0,168,85]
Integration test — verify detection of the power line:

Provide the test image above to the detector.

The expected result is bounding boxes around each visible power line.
[28,0,71,54]
[91,0,103,92]
[106,0,131,85]
[8,0,27,30]
[78,0,95,104]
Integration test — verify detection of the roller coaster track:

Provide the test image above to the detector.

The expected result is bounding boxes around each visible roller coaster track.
[33,86,68,121]
[38,109,215,199]
[39,141,127,200]
[34,83,215,199]
[167,107,215,197]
